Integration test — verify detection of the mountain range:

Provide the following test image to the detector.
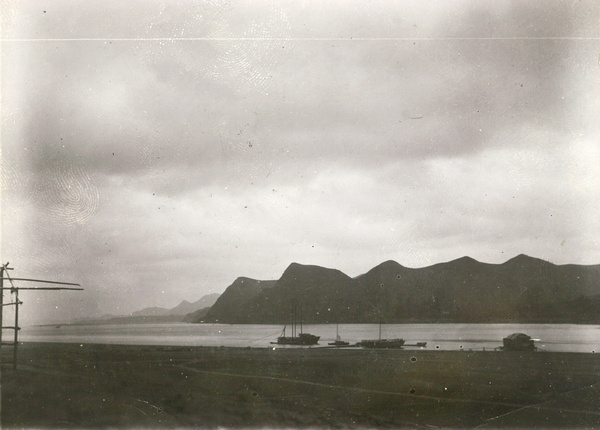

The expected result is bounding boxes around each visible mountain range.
[71,293,220,325]
[132,293,221,317]
[198,255,600,324]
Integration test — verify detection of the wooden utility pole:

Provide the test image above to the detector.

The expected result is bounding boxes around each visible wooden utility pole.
[0,263,14,350]
[1,264,4,350]
[13,287,19,370]
[1,264,4,348]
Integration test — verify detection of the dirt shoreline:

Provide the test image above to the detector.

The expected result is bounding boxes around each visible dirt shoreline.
[2,342,600,428]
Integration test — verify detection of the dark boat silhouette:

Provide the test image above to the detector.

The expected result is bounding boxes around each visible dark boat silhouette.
[357,322,405,349]
[272,329,320,345]
[358,338,405,348]
[271,301,319,346]
[501,333,537,351]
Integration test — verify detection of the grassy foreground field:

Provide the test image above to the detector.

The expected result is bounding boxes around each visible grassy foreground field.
[2,342,600,428]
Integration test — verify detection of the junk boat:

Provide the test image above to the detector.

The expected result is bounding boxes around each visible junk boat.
[272,329,320,345]
[501,333,537,351]
[357,322,405,349]
[328,324,350,346]
[271,301,319,346]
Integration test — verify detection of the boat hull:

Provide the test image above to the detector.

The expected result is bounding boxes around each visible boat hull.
[358,338,405,349]
[273,333,320,345]
[328,340,350,346]
[502,333,536,351]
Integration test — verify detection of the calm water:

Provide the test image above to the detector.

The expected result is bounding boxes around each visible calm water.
[16,323,600,353]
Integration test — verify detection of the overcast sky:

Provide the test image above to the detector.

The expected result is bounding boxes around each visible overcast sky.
[1,1,599,324]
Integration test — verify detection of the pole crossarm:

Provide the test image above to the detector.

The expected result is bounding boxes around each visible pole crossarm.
[1,278,80,286]
[1,287,83,291]
[1,264,83,370]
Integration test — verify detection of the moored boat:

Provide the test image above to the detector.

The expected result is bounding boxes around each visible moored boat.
[501,333,537,351]
[328,324,350,346]
[273,330,320,345]
[357,338,405,349]
[271,301,319,346]
[358,322,404,349]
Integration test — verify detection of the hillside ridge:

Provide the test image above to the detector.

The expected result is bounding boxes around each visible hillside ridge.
[198,255,600,324]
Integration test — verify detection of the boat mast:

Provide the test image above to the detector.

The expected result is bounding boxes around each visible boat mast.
[300,303,303,335]
[291,301,295,338]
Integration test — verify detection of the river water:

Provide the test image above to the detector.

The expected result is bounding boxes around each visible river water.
[16,323,600,353]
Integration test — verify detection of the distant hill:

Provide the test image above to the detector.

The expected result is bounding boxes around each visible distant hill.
[131,307,170,317]
[201,278,277,323]
[197,255,600,324]
[69,314,185,325]
[132,293,221,317]
[73,293,221,325]
[181,306,212,323]
[102,315,185,324]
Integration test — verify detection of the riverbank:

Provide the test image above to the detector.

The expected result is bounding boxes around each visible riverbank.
[2,342,600,428]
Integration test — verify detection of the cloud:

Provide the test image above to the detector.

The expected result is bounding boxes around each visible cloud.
[2,0,598,323]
